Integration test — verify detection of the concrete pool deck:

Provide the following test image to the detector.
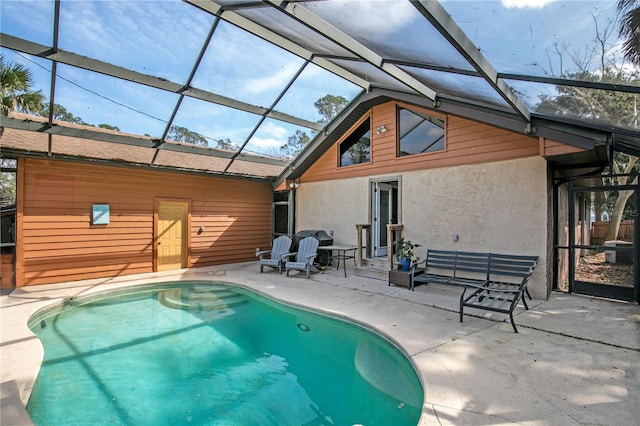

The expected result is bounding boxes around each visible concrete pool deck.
[2,261,639,425]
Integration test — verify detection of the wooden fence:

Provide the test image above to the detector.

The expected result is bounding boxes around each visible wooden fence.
[591,220,634,245]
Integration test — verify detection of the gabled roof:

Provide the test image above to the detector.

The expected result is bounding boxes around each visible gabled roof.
[1,0,638,183]
[276,87,616,186]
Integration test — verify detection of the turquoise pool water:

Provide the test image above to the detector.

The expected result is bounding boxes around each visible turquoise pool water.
[27,282,423,425]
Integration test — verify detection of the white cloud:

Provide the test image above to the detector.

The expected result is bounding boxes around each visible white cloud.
[501,0,556,8]
[249,136,284,150]
[249,121,289,149]
[244,62,301,94]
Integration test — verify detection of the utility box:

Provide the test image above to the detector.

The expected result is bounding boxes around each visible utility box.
[604,240,634,264]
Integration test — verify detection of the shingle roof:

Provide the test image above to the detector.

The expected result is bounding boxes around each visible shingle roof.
[0,113,286,179]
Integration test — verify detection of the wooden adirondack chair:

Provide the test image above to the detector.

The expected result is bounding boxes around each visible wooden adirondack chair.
[256,236,292,273]
[284,236,320,278]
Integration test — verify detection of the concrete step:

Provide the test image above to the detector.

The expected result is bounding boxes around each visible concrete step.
[158,287,247,311]
[361,257,390,270]
[355,266,389,281]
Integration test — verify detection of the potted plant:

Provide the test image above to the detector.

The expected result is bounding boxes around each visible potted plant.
[396,239,421,271]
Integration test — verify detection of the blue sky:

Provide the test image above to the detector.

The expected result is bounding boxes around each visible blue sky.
[0,0,362,156]
[1,0,633,155]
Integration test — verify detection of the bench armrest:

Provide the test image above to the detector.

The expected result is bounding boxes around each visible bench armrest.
[410,259,427,273]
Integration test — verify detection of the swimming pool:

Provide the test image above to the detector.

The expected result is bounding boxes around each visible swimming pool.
[27,282,424,425]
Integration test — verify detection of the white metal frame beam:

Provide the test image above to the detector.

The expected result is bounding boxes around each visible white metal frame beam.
[0,33,323,132]
[263,0,439,102]
[185,0,372,91]
[411,0,531,122]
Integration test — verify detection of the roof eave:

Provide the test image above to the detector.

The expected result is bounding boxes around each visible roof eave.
[274,87,621,189]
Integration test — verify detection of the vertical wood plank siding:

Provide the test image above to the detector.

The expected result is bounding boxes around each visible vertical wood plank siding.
[19,159,273,286]
[302,102,541,183]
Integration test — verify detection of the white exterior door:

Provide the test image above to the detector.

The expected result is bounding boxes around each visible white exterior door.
[374,183,395,257]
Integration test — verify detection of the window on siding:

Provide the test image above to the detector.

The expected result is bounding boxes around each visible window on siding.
[273,190,292,236]
[398,107,445,156]
[0,159,16,246]
[339,118,371,167]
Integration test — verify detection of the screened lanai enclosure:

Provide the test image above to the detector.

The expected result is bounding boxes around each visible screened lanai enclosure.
[1,0,639,301]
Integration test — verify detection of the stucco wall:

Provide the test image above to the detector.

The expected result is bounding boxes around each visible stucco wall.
[296,156,550,299]
[297,177,371,245]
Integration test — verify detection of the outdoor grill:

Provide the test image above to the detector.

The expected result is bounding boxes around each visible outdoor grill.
[292,230,333,266]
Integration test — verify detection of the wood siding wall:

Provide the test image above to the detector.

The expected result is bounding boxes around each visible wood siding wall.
[302,102,541,182]
[1,251,15,288]
[17,159,273,286]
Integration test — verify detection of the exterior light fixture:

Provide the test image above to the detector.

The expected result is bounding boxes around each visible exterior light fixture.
[289,181,299,189]
[375,125,387,134]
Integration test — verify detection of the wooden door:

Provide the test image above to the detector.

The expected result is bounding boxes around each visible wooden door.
[156,200,189,272]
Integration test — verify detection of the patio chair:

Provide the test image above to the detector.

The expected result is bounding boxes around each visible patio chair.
[284,236,320,278]
[256,235,292,273]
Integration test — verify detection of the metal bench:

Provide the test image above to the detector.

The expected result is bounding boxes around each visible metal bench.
[411,249,538,332]
[460,253,538,332]
[411,249,490,289]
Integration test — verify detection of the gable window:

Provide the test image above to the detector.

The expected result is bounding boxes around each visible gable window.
[398,107,445,156]
[339,118,371,167]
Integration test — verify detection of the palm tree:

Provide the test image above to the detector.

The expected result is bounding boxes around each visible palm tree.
[0,55,44,117]
[618,0,640,65]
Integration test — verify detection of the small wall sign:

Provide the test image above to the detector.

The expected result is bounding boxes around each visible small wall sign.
[92,204,110,225]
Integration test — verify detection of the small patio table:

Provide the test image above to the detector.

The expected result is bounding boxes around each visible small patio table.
[318,245,358,278]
